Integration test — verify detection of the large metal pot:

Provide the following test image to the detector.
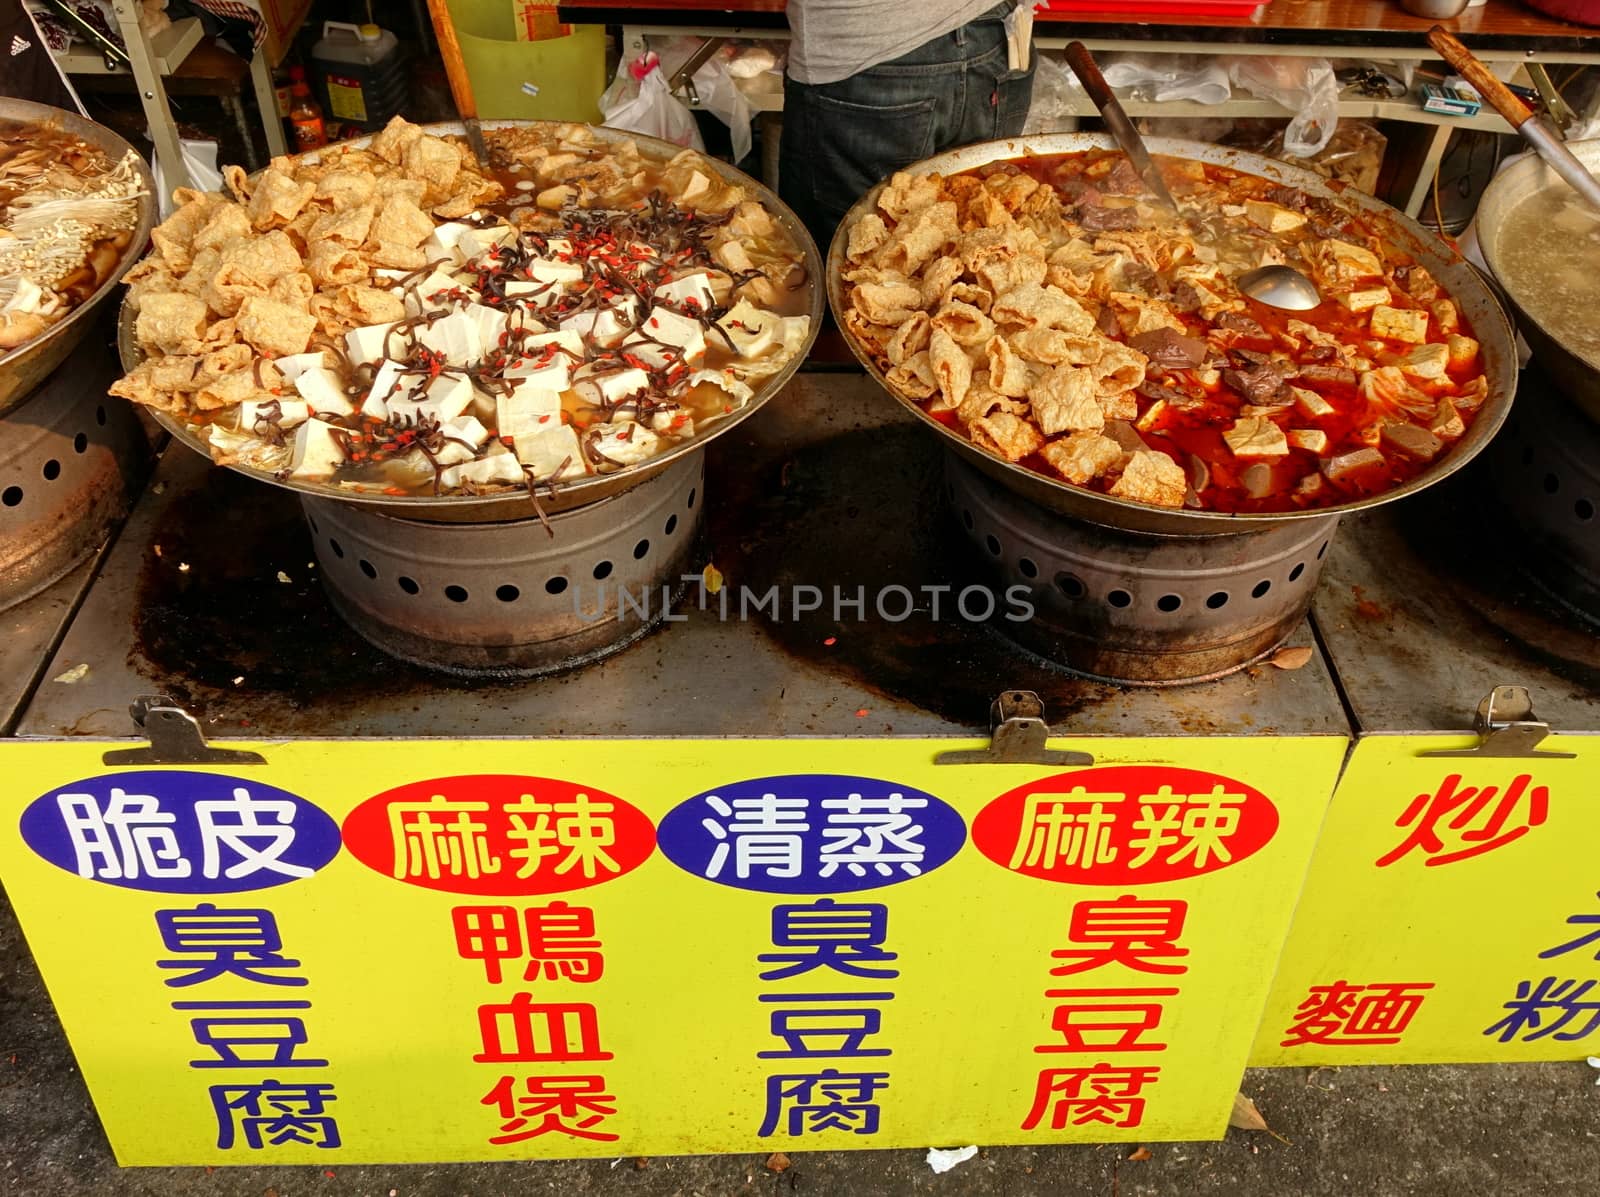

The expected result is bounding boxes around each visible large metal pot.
[1477,138,1600,426]
[118,119,822,522]
[828,133,1520,536]
[0,98,156,415]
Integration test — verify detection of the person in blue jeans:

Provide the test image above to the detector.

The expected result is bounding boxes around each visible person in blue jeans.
[779,0,1037,254]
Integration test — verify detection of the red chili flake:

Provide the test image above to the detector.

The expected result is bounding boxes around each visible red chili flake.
[382,486,407,496]
[649,318,660,328]
[538,414,551,423]
[723,405,734,413]
[824,636,837,646]
[270,387,282,395]
[855,709,870,718]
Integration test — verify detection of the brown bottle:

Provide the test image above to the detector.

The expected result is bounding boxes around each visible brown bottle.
[288,66,327,151]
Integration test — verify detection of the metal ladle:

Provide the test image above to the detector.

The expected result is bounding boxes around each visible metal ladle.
[1237,264,1323,310]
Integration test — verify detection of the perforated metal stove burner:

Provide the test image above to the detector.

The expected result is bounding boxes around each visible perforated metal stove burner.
[0,321,151,611]
[1485,375,1600,626]
[944,454,1341,685]
[302,454,705,677]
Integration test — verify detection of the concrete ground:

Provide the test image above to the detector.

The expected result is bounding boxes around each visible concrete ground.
[4,888,1597,1197]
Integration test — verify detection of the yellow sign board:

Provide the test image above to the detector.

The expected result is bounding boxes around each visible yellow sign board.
[0,736,1343,1165]
[1252,733,1600,1066]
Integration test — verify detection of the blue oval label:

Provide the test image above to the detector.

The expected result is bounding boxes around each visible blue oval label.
[19,771,341,892]
[656,774,966,893]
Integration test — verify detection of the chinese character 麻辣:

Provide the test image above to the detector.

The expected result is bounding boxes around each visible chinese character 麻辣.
[176,999,326,1068]
[480,1074,619,1143]
[505,792,620,880]
[1278,980,1435,1047]
[817,792,927,879]
[757,899,899,981]
[757,1069,891,1137]
[473,993,613,1063]
[701,793,810,880]
[1035,988,1179,1053]
[1021,1063,1161,1131]
[1049,895,1190,977]
[155,904,307,987]
[1484,977,1600,1043]
[388,795,503,881]
[452,902,604,984]
[1376,773,1549,868]
[757,993,896,1059]
[209,1080,339,1149]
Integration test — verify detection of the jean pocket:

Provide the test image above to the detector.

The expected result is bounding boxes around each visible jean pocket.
[802,90,940,206]
[988,63,1037,140]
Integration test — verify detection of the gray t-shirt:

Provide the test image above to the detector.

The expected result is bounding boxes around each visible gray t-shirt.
[786,0,1000,86]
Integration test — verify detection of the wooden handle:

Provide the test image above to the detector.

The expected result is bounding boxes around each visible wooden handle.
[1064,41,1118,114]
[425,0,478,122]
[1427,25,1533,128]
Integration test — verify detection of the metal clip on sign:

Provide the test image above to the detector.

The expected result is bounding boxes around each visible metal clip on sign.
[1419,685,1577,760]
[933,690,1094,767]
[101,695,267,767]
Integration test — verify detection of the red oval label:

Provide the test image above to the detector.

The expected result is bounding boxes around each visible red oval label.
[971,765,1278,884]
[341,775,655,895]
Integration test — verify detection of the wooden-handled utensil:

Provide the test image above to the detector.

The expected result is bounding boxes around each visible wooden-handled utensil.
[1064,41,1180,215]
[425,0,491,169]
[1427,25,1600,213]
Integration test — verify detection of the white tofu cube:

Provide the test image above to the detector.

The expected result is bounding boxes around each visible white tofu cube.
[294,367,356,417]
[400,270,475,317]
[578,367,650,407]
[496,386,563,446]
[562,301,638,347]
[390,375,476,426]
[362,359,412,421]
[460,302,508,356]
[273,351,328,382]
[289,418,346,479]
[1371,305,1430,345]
[1291,386,1336,419]
[588,420,662,467]
[1337,287,1392,314]
[655,271,718,313]
[455,224,517,263]
[424,221,472,264]
[1287,428,1330,454]
[503,357,571,392]
[512,424,587,481]
[718,299,780,357]
[413,310,484,365]
[440,442,528,489]
[238,398,310,432]
[531,259,585,287]
[630,306,706,365]
[435,415,491,466]
[344,322,397,367]
[1244,200,1307,233]
[651,407,694,437]
[780,315,812,357]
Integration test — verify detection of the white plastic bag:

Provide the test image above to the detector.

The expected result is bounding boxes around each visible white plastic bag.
[152,139,221,217]
[1022,53,1083,135]
[1102,54,1230,105]
[599,54,705,151]
[1225,56,1339,158]
[691,54,753,162]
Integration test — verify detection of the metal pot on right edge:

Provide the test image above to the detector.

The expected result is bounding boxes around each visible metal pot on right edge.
[1476,141,1600,624]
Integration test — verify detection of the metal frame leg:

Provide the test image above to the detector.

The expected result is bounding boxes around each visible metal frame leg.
[109,0,191,195]
[1402,124,1454,222]
[248,48,288,160]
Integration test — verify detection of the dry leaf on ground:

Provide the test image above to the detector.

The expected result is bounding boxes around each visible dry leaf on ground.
[1269,645,1314,670]
[765,1152,792,1173]
[1229,1092,1270,1131]
[1128,1146,1152,1161]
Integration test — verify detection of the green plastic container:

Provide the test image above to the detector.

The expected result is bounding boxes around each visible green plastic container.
[446,0,605,123]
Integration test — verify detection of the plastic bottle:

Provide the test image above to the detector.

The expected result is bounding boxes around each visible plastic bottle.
[311,22,406,132]
[288,66,327,151]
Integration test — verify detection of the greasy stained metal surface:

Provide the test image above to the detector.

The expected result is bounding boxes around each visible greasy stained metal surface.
[15,373,1347,739]
[1311,467,1600,734]
[0,553,101,735]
